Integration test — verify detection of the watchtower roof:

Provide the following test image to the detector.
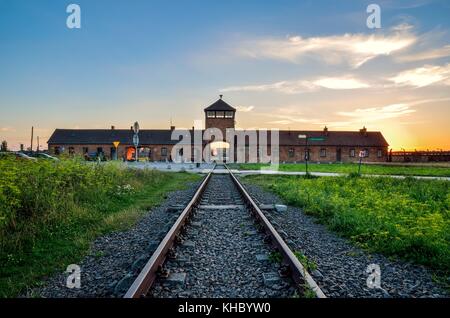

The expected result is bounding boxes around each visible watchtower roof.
[204,96,236,112]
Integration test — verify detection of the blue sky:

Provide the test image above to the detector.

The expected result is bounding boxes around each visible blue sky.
[0,0,450,150]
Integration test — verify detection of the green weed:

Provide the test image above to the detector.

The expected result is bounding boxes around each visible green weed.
[0,157,200,297]
[229,162,450,177]
[294,251,317,272]
[245,174,450,273]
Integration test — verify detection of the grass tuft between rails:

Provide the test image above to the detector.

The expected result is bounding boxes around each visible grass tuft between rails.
[0,158,201,297]
[244,174,450,278]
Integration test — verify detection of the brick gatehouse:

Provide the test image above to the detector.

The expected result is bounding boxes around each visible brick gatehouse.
[47,96,389,163]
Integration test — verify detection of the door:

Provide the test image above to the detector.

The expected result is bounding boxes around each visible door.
[148,149,153,161]
[336,148,342,162]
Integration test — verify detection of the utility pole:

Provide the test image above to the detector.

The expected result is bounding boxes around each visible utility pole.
[37,136,40,152]
[30,126,34,152]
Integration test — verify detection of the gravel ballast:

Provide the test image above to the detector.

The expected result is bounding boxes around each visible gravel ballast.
[241,178,447,298]
[150,174,297,298]
[29,179,203,298]
[28,170,447,299]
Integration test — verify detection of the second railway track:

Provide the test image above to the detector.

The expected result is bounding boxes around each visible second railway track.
[125,164,325,298]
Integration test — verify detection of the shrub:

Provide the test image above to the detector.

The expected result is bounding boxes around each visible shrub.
[0,158,165,256]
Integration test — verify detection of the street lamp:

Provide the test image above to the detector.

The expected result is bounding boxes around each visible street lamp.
[298,134,326,176]
[298,134,308,175]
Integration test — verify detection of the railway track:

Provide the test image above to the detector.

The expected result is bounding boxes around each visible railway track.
[124,164,325,298]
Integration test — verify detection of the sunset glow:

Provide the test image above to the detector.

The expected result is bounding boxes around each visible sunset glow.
[0,0,449,151]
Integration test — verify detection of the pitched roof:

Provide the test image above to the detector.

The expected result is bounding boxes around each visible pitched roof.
[48,129,388,147]
[276,130,388,147]
[47,129,190,145]
[204,98,236,112]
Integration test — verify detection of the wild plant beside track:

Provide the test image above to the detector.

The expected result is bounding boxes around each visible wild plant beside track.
[0,157,200,297]
[231,163,450,177]
[245,174,450,273]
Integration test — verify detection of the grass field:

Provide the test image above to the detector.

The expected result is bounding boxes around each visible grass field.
[244,174,450,274]
[0,158,201,297]
[230,163,450,177]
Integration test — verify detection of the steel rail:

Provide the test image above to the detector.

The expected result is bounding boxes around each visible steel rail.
[124,166,214,298]
[224,164,327,298]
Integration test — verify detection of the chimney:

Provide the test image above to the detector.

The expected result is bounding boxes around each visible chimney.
[130,126,133,131]
[219,94,223,99]
[323,126,329,136]
[360,126,368,136]
[111,125,115,130]
[170,125,175,131]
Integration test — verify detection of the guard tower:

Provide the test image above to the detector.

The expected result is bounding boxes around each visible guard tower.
[204,95,236,138]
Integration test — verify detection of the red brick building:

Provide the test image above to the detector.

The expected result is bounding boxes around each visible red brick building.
[47,96,389,163]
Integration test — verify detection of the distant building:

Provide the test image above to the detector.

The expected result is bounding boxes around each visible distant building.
[390,150,450,162]
[47,96,389,163]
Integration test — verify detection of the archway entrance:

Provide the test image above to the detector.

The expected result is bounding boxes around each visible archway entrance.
[209,141,230,163]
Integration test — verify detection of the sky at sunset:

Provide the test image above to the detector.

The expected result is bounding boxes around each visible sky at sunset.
[0,0,450,150]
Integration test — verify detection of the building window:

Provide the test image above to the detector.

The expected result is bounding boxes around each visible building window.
[215,111,224,118]
[207,111,215,118]
[320,148,326,157]
[83,147,89,154]
[97,147,103,154]
[377,149,383,158]
[288,148,295,158]
[161,147,167,156]
[225,111,234,118]
[54,146,61,155]
[364,148,369,157]
[69,147,75,155]
[350,149,355,157]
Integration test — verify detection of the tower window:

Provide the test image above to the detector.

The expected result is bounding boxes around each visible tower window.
[225,111,234,118]
[207,111,215,118]
[216,111,224,118]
